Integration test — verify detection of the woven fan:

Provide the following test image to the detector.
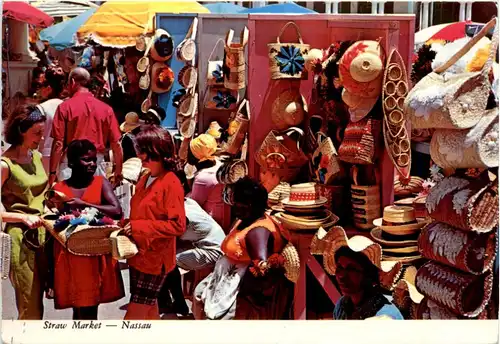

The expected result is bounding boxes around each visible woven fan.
[382,48,412,180]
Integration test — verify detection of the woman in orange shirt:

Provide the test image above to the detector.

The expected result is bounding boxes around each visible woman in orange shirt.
[123,125,186,320]
[51,139,124,320]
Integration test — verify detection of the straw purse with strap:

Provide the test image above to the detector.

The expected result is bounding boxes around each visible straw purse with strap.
[176,17,198,63]
[110,228,138,260]
[338,116,382,165]
[221,99,250,155]
[268,21,310,80]
[311,132,342,185]
[430,107,498,169]
[223,27,248,90]
[207,38,226,86]
[217,136,249,185]
[405,18,498,129]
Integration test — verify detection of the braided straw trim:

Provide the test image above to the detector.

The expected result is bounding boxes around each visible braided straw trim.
[281,242,300,283]
[382,48,411,179]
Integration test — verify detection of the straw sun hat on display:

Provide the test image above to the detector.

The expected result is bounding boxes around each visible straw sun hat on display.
[373,205,428,235]
[271,90,307,130]
[339,40,385,122]
[310,226,402,290]
[392,266,424,318]
[120,112,143,133]
[281,182,327,207]
[150,29,174,62]
[151,63,174,93]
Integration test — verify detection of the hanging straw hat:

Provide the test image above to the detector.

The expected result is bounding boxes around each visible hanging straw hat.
[271,90,307,130]
[120,112,142,133]
[151,63,174,94]
[274,209,339,231]
[310,226,402,289]
[339,40,385,122]
[150,29,174,62]
[281,182,327,207]
[373,205,428,235]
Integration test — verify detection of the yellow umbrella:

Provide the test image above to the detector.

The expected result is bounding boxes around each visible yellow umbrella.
[76,1,209,47]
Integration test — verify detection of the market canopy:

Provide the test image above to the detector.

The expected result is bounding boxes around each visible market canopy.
[31,0,97,18]
[76,1,210,47]
[240,3,316,14]
[3,1,54,27]
[40,8,97,50]
[203,2,245,14]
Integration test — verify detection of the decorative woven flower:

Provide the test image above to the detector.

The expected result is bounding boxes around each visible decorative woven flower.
[212,63,224,83]
[213,90,237,109]
[275,45,305,76]
[70,217,88,226]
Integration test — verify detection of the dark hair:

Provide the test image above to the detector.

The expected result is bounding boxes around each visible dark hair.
[44,65,67,98]
[334,246,380,288]
[174,168,190,195]
[145,106,166,124]
[67,139,97,167]
[4,103,46,146]
[135,125,178,171]
[233,177,268,215]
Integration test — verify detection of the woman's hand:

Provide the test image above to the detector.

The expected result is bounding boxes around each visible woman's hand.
[123,223,132,237]
[22,215,44,229]
[66,198,87,209]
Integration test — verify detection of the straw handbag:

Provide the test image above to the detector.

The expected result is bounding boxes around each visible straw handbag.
[1,232,11,280]
[268,22,310,80]
[415,261,493,317]
[405,18,498,129]
[43,215,119,256]
[203,86,239,111]
[338,116,382,165]
[110,229,138,260]
[382,48,412,179]
[176,18,198,63]
[216,145,249,185]
[425,173,498,233]
[221,99,250,155]
[430,108,499,169]
[207,39,225,86]
[418,222,497,275]
[351,166,381,230]
[312,132,341,185]
[224,27,248,90]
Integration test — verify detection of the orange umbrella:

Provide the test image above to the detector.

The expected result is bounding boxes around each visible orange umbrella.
[76,1,209,47]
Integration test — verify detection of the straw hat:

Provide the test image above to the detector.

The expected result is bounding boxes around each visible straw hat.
[120,112,142,133]
[274,209,339,231]
[151,63,174,93]
[373,205,428,235]
[150,29,174,62]
[339,40,385,122]
[281,182,327,207]
[271,90,307,130]
[370,227,419,248]
[310,226,402,289]
[392,266,424,318]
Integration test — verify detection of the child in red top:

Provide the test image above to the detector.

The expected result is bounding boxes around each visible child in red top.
[123,125,186,320]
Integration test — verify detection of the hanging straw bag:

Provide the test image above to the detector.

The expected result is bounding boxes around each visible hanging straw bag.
[430,108,499,169]
[311,132,341,185]
[176,18,198,63]
[110,229,139,260]
[271,89,307,130]
[418,222,498,275]
[1,232,11,280]
[405,18,498,129]
[217,138,249,184]
[221,99,250,155]
[338,116,382,165]
[268,22,310,80]
[207,38,225,86]
[203,86,239,111]
[224,27,248,90]
[350,166,381,230]
[415,261,493,318]
[425,173,498,233]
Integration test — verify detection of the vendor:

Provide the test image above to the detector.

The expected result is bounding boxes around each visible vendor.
[143,106,166,126]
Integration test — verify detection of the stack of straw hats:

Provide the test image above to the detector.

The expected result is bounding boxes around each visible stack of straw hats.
[272,183,339,231]
[370,205,428,264]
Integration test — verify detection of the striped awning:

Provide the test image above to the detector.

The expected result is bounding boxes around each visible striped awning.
[30,0,97,18]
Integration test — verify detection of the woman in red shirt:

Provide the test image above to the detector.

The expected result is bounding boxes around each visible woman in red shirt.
[123,125,186,320]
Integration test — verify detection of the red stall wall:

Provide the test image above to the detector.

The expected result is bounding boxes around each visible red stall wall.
[247,14,415,207]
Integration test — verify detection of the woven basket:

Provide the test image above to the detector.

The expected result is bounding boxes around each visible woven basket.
[222,99,250,155]
[430,108,499,169]
[176,18,198,62]
[271,90,306,130]
[415,297,490,319]
[255,127,308,170]
[405,18,498,129]
[415,261,493,317]
[281,242,300,283]
[351,167,381,230]
[203,86,239,111]
[268,22,310,80]
[110,229,138,260]
[418,222,497,275]
[206,39,225,86]
[178,65,198,89]
[217,159,248,185]
[425,174,498,233]
[43,216,119,256]
[394,176,425,197]
[317,184,350,224]
[1,232,11,280]
[224,27,248,90]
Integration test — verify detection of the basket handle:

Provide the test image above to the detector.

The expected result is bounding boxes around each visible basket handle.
[208,38,225,62]
[266,152,287,165]
[316,132,329,144]
[225,29,235,46]
[433,17,497,75]
[284,126,304,152]
[352,165,359,186]
[241,26,249,47]
[276,21,304,45]
[185,17,198,42]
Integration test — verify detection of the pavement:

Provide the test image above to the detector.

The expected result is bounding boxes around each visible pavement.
[2,261,192,320]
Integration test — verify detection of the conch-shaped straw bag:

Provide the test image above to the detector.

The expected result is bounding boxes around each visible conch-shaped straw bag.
[418,222,498,275]
[415,261,493,317]
[430,108,499,169]
[268,22,310,80]
[224,27,248,90]
[425,173,498,233]
[405,18,498,129]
